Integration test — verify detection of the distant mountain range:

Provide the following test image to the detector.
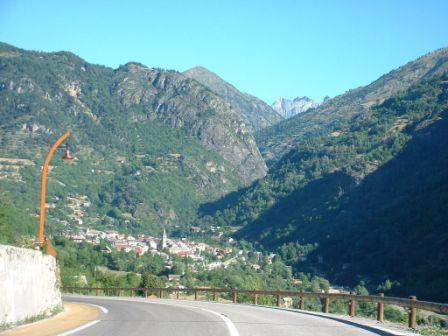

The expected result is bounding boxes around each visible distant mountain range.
[271,96,319,119]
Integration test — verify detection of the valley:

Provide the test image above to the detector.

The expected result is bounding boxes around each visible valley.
[0,41,447,308]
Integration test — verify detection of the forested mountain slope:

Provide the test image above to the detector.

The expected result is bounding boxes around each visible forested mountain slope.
[257,47,448,164]
[201,72,448,301]
[0,42,266,238]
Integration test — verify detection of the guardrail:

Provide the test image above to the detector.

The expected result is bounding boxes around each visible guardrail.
[62,286,448,329]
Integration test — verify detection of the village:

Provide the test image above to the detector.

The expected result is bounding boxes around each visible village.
[61,227,276,275]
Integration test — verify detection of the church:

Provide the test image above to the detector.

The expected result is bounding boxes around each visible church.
[159,228,168,250]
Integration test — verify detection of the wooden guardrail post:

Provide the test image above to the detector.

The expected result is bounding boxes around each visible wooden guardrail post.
[377,293,384,322]
[349,292,357,317]
[408,296,417,329]
[176,290,180,300]
[60,287,448,320]
[299,295,305,310]
[213,290,218,301]
[323,296,330,313]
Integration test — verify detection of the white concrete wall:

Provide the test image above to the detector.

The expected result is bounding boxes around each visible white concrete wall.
[0,244,62,324]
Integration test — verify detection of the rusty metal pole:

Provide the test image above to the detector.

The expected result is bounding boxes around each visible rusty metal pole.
[349,292,357,317]
[299,296,305,310]
[159,289,163,299]
[194,289,198,301]
[213,290,218,301]
[38,131,71,248]
[377,293,384,322]
[276,294,281,307]
[408,296,417,329]
[232,291,237,303]
[323,297,330,313]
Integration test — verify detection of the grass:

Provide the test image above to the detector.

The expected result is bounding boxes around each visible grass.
[0,304,63,332]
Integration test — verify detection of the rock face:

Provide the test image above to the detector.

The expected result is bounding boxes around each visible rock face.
[113,63,267,183]
[271,96,319,119]
[183,66,283,132]
[0,42,267,231]
[0,245,61,324]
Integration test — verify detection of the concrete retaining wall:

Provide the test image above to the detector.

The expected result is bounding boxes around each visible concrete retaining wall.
[0,244,62,325]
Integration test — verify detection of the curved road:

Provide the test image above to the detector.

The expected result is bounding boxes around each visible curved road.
[64,296,407,336]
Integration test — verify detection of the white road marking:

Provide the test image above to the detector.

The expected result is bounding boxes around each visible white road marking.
[84,303,109,314]
[56,319,100,336]
[137,299,240,336]
[55,302,108,336]
[199,307,240,336]
[65,296,408,336]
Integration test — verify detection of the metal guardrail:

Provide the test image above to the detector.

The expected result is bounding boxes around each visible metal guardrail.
[62,286,448,329]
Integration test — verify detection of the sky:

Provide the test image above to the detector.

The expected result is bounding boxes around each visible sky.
[0,0,447,104]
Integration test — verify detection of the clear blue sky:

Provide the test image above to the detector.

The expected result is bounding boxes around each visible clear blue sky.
[1,0,447,103]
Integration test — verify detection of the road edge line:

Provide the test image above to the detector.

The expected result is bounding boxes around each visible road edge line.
[198,308,240,336]
[54,302,108,336]
[83,303,108,314]
[103,296,240,336]
[56,319,100,336]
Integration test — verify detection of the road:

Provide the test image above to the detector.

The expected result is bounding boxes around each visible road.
[64,296,408,336]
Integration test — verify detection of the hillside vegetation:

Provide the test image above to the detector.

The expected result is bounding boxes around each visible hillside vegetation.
[201,72,448,301]
[2,41,448,304]
[0,42,265,236]
[257,47,448,164]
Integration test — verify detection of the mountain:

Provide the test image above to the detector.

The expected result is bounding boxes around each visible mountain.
[199,50,448,301]
[271,96,319,119]
[257,47,448,164]
[0,42,266,237]
[183,66,283,132]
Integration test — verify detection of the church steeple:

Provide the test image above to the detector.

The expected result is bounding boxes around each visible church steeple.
[161,228,168,250]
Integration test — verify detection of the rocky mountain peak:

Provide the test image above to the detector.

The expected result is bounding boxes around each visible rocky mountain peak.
[272,96,319,119]
[183,66,283,131]
[112,63,267,183]
[0,43,269,231]
[119,62,150,72]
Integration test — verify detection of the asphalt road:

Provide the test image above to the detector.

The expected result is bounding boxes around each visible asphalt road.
[64,296,407,336]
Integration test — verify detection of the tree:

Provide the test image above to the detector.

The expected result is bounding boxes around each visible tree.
[141,273,165,288]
